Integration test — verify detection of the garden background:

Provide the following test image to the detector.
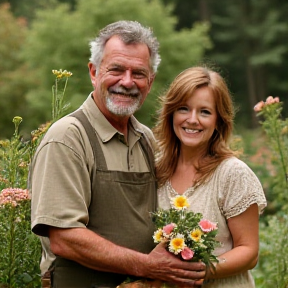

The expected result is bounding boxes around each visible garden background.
[0,0,288,287]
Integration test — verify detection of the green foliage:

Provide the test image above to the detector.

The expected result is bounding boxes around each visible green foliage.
[0,119,42,287]
[205,0,288,127]
[20,0,211,130]
[0,196,41,288]
[254,215,288,288]
[0,3,36,139]
[0,117,31,190]
[0,70,71,287]
[249,98,288,286]
[255,101,288,211]
[2,0,288,134]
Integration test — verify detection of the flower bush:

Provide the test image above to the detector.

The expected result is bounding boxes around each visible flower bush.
[0,119,42,287]
[0,69,72,288]
[252,96,288,288]
[254,96,288,211]
[0,188,40,288]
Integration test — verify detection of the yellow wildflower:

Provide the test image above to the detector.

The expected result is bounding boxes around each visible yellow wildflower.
[153,228,163,243]
[190,228,203,242]
[169,234,185,254]
[171,195,190,210]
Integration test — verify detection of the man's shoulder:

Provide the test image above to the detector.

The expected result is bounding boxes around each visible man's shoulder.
[34,113,91,156]
[44,115,83,140]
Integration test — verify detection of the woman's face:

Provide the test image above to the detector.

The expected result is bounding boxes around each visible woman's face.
[173,86,217,153]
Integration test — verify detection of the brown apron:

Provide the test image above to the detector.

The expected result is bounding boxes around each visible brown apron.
[51,110,157,288]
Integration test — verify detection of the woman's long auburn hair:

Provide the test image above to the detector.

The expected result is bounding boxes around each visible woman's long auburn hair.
[153,66,236,187]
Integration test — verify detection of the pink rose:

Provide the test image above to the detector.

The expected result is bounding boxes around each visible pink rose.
[274,97,280,103]
[181,247,194,260]
[163,223,176,235]
[265,96,274,104]
[254,101,265,112]
[199,219,217,232]
[265,96,280,105]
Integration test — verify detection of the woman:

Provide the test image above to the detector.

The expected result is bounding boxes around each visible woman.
[153,66,267,287]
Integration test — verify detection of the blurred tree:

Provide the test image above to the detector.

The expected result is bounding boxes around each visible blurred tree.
[0,3,37,139]
[0,0,77,20]
[161,0,288,128]
[208,0,288,127]
[20,0,211,131]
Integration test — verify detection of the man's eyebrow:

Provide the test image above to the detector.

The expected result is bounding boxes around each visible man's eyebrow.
[107,64,150,75]
[107,63,125,69]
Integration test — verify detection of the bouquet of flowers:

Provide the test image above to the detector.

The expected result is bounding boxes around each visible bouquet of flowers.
[151,195,219,266]
[117,195,219,288]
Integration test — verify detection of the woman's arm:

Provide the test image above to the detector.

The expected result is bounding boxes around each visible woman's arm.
[205,203,259,279]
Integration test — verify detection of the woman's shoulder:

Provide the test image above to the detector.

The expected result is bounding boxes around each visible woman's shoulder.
[217,156,253,175]
[214,156,261,188]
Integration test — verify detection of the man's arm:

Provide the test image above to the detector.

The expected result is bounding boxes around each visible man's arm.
[49,226,205,287]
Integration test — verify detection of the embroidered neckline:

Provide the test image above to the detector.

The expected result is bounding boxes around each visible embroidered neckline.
[166,180,200,199]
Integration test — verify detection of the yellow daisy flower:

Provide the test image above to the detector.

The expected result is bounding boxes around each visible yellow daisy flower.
[153,229,163,243]
[169,234,185,254]
[171,195,190,210]
[190,228,203,242]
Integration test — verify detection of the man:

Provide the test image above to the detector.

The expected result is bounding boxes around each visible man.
[30,20,205,288]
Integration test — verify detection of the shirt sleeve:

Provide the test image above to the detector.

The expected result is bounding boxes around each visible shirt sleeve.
[30,121,92,237]
[218,158,267,219]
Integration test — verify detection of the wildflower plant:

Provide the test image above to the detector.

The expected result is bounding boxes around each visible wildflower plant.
[0,188,40,287]
[151,195,219,266]
[51,69,72,122]
[0,117,30,190]
[254,96,288,209]
[0,69,72,287]
[252,96,288,288]
[0,117,42,287]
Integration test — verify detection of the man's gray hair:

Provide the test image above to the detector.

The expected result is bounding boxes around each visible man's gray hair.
[89,20,161,73]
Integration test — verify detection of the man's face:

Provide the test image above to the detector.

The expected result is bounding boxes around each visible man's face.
[89,36,155,119]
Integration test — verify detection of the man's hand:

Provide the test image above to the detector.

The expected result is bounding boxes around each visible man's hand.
[143,242,206,287]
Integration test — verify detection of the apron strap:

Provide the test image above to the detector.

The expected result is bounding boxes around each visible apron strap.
[71,109,155,175]
[70,109,108,171]
[139,134,156,178]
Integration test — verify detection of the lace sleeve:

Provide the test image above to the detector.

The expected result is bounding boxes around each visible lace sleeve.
[218,158,267,219]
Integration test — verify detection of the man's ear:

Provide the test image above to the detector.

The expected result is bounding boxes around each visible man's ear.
[88,62,97,87]
[148,73,156,93]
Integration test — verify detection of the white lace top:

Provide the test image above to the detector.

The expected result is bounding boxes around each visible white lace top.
[157,157,267,288]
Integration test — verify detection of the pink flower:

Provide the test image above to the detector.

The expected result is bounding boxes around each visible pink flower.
[265,96,280,104]
[0,188,30,206]
[254,101,265,112]
[163,223,176,235]
[254,96,280,112]
[199,219,217,232]
[181,247,194,260]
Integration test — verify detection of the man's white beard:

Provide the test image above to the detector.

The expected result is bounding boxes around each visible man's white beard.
[105,85,143,116]
[106,95,142,116]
